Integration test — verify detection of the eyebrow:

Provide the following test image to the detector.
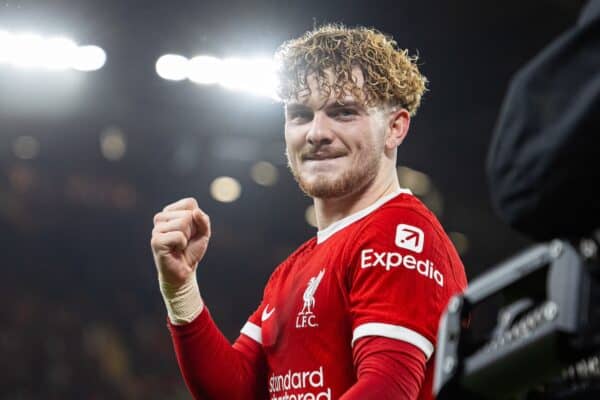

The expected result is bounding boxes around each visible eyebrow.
[327,100,365,111]
[286,100,366,113]
[285,103,310,113]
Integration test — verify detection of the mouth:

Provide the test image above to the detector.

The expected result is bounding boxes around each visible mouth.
[302,153,346,162]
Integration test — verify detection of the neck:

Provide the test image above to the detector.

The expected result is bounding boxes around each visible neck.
[313,171,401,231]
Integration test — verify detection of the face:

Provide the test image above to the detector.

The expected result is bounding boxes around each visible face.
[284,68,389,199]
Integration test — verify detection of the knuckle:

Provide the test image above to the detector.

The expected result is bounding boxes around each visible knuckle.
[171,217,185,231]
[163,200,176,211]
[184,197,198,208]
[175,221,187,234]
[176,231,188,245]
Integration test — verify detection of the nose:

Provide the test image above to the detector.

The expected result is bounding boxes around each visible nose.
[306,111,334,146]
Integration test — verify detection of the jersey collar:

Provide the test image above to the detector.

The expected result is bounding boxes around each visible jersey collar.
[316,188,412,244]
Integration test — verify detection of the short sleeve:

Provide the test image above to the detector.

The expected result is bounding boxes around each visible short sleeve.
[347,207,463,360]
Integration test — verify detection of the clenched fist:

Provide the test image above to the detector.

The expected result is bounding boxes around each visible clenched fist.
[151,197,211,288]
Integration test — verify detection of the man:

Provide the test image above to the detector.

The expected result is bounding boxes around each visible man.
[151,24,468,399]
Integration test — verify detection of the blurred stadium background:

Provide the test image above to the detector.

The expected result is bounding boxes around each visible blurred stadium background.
[0,0,584,398]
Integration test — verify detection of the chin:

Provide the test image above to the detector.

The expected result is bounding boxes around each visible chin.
[288,153,380,199]
[298,172,361,199]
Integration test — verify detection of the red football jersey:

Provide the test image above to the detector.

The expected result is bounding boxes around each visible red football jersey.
[240,189,467,399]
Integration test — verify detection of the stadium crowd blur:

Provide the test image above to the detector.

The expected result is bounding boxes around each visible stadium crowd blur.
[0,0,586,398]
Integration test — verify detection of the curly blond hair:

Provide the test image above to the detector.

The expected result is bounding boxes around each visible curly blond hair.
[275,24,428,116]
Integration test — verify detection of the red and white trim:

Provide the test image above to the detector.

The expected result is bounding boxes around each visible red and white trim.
[352,322,434,360]
[240,321,262,344]
[316,188,412,244]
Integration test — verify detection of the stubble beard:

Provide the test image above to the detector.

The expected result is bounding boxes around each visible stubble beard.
[287,144,381,199]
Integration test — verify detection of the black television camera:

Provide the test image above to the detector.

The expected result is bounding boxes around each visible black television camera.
[434,233,600,399]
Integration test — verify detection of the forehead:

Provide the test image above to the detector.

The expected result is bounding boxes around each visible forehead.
[289,66,366,109]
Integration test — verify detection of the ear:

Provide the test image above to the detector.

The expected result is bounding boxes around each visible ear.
[385,108,411,150]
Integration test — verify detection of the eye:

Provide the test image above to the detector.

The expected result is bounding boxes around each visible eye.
[332,107,358,119]
[287,110,312,123]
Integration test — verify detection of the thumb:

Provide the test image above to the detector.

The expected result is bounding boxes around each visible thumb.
[184,209,211,266]
[192,209,210,238]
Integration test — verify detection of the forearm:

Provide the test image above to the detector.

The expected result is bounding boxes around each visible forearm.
[161,273,266,400]
[168,307,267,400]
[160,271,205,324]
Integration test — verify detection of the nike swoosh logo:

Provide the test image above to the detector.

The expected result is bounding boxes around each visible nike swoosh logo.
[261,305,275,322]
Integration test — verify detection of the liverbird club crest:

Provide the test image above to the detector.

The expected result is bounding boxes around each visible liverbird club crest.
[296,269,325,328]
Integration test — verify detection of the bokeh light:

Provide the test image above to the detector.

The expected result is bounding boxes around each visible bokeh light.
[187,55,222,84]
[210,176,242,203]
[397,166,431,196]
[421,188,444,217]
[155,54,189,81]
[250,161,278,186]
[100,127,127,161]
[43,37,78,70]
[9,33,46,67]
[0,30,105,71]
[71,45,106,71]
[219,57,278,98]
[13,136,40,160]
[157,53,279,99]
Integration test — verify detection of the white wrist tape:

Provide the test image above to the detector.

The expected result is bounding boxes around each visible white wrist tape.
[159,271,204,325]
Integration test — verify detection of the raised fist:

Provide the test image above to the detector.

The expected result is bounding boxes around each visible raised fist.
[150,198,211,287]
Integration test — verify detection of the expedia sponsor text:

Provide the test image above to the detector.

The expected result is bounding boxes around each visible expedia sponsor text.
[360,248,444,287]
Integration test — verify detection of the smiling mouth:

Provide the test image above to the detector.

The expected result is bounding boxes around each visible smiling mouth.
[303,154,345,161]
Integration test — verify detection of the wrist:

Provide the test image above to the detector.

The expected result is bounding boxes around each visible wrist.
[159,271,204,325]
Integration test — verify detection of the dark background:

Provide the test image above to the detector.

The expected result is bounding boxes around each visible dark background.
[0,0,583,398]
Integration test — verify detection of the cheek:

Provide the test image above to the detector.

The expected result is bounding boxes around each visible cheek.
[284,127,305,153]
[350,137,379,162]
[347,134,372,154]
[342,121,377,148]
